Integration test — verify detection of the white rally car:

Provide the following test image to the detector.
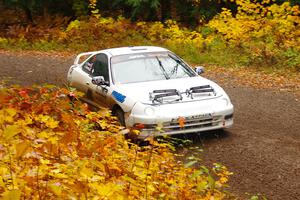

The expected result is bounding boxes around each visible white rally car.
[67,46,233,137]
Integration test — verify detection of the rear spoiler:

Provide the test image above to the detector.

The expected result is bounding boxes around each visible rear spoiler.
[74,51,98,65]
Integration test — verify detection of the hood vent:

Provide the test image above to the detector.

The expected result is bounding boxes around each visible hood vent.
[150,89,182,104]
[186,85,216,99]
[149,85,216,104]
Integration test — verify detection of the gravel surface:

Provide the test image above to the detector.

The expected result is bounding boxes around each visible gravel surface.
[1,50,299,200]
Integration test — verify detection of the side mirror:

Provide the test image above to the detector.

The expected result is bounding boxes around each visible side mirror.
[195,66,205,75]
[92,76,109,86]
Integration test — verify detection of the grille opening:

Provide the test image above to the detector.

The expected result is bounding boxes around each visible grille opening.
[225,114,233,120]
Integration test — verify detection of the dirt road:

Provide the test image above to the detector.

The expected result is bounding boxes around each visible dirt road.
[1,51,299,200]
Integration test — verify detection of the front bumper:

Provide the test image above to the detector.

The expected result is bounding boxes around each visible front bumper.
[127,99,234,138]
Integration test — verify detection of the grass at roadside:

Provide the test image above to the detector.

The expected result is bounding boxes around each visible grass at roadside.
[1,36,299,73]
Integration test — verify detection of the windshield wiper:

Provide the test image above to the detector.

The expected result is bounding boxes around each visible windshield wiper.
[170,63,178,76]
[168,54,181,63]
[156,56,170,80]
[168,54,182,77]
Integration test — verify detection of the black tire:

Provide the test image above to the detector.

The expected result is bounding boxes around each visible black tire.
[86,89,93,100]
[115,108,125,126]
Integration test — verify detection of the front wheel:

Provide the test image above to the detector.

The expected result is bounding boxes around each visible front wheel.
[114,108,125,126]
[114,108,141,142]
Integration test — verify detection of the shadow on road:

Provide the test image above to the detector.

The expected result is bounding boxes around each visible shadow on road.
[170,129,231,147]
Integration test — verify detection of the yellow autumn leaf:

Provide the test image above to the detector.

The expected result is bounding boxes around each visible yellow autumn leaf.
[7,108,17,117]
[219,176,228,184]
[37,131,49,139]
[2,189,21,200]
[131,130,140,135]
[45,118,59,129]
[49,183,62,196]
[91,183,112,196]
[0,166,9,175]
[80,166,94,178]
[50,172,68,179]
[91,182,123,197]
[147,184,156,192]
[3,124,21,140]
[90,175,105,182]
[15,115,33,127]
[0,176,5,187]
[91,160,105,171]
[48,136,59,144]
[1,108,17,123]
[39,158,50,165]
[35,115,59,129]
[15,141,30,158]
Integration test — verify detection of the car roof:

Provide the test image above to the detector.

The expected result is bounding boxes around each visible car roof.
[102,46,169,56]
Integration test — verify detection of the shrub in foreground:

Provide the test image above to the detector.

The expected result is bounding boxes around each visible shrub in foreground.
[0,85,232,199]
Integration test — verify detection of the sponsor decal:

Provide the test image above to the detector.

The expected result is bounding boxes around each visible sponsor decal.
[171,113,212,123]
[112,91,126,103]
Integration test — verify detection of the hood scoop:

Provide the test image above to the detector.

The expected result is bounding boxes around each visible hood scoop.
[149,89,182,104]
[149,85,216,104]
[186,85,216,99]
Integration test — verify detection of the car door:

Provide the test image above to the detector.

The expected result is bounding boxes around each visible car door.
[90,53,110,107]
[69,54,96,94]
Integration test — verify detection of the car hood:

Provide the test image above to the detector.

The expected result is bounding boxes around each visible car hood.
[114,76,224,105]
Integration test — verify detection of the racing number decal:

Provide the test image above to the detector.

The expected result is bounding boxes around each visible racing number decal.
[112,91,126,103]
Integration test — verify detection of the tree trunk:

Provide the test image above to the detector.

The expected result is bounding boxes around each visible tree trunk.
[160,0,171,21]
[22,5,33,23]
[43,1,49,19]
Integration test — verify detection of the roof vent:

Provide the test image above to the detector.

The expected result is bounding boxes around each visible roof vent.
[130,47,147,51]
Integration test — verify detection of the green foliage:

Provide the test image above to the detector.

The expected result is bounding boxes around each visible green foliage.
[66,20,81,32]
[72,0,89,17]
[125,0,160,20]
[249,193,268,200]
[0,85,233,199]
[282,48,300,69]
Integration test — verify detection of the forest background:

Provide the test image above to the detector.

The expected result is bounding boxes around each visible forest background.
[0,0,299,71]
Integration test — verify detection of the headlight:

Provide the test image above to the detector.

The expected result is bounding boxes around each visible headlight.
[144,106,155,116]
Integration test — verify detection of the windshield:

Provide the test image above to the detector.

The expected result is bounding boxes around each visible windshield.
[111,52,196,84]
